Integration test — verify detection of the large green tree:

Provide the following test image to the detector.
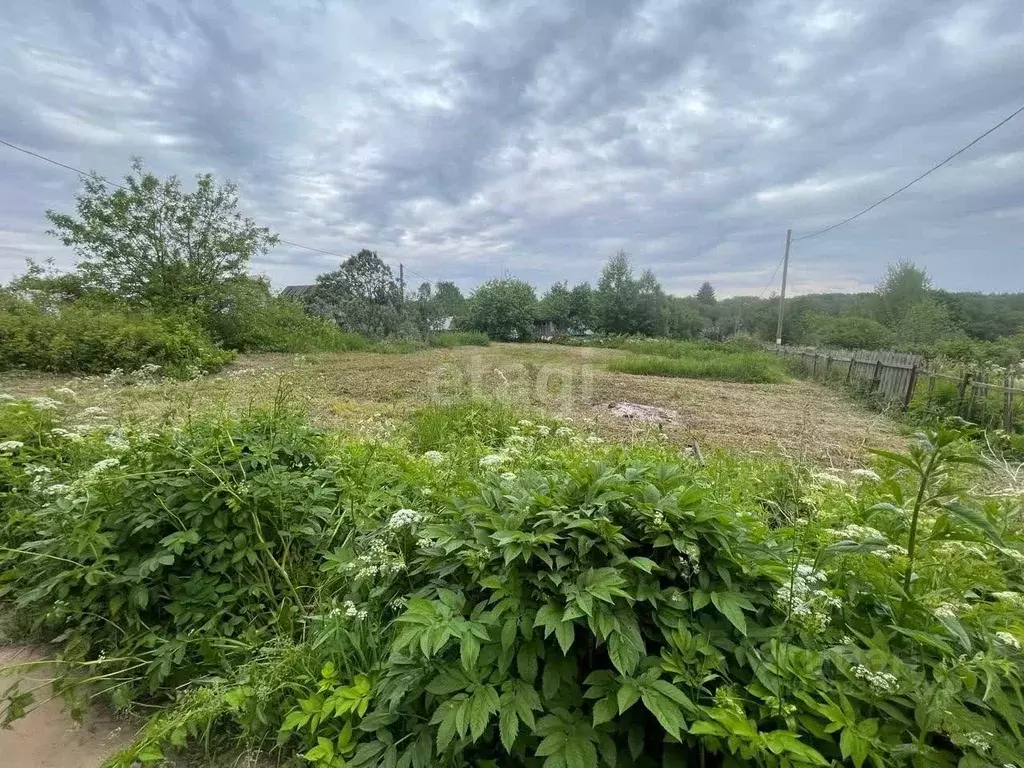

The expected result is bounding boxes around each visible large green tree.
[875,261,931,326]
[45,157,277,309]
[308,249,402,337]
[467,279,538,340]
[539,282,572,332]
[595,252,640,334]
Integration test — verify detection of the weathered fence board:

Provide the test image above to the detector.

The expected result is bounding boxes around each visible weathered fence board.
[769,344,1023,430]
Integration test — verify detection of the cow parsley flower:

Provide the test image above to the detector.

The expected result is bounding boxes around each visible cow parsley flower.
[536,425,550,437]
[965,732,991,752]
[28,397,62,410]
[832,524,886,541]
[849,468,881,482]
[933,602,964,620]
[344,600,358,617]
[388,508,422,528]
[853,665,898,694]
[585,435,604,445]
[554,426,574,438]
[479,453,508,468]
[422,450,445,464]
[812,472,847,486]
[0,440,25,453]
[44,483,71,496]
[105,434,130,452]
[995,631,1021,651]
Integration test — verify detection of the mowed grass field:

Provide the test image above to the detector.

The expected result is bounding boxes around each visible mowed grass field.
[0,342,900,465]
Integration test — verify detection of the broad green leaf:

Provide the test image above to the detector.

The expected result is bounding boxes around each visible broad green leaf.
[640,689,686,740]
[555,620,575,655]
[710,591,749,635]
[617,682,640,714]
[593,696,617,726]
[499,706,519,752]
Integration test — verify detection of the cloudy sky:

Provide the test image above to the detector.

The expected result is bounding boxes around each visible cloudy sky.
[1,0,1022,297]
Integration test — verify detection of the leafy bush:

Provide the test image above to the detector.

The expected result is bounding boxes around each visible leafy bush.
[2,399,1024,768]
[0,296,233,377]
[609,353,789,383]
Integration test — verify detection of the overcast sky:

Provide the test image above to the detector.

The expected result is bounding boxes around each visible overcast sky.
[1,0,1022,298]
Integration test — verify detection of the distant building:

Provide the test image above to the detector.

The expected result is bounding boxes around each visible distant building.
[280,285,316,299]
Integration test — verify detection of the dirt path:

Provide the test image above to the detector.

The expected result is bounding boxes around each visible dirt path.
[0,646,133,768]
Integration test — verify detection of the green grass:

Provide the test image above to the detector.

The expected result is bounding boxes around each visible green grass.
[609,352,789,383]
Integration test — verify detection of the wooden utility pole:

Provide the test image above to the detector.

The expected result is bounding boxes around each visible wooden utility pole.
[399,263,405,299]
[775,229,792,345]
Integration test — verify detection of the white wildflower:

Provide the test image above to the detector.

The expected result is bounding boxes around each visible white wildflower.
[500,471,517,482]
[517,420,534,428]
[356,609,368,621]
[328,607,342,618]
[86,458,120,477]
[388,508,422,528]
[479,453,508,468]
[416,537,433,548]
[1000,548,1024,565]
[965,732,991,752]
[849,468,881,482]
[651,511,665,526]
[0,440,25,453]
[585,435,604,445]
[812,472,847,486]
[776,562,836,631]
[832,524,886,542]
[853,665,898,694]
[422,450,445,464]
[44,483,71,496]
[992,591,1024,606]
[28,464,51,475]
[104,434,130,452]
[841,635,854,645]
[554,426,574,438]
[536,425,550,437]
[79,406,108,418]
[995,631,1021,651]
[28,397,61,410]
[52,387,77,398]
[933,602,962,620]
[344,600,358,617]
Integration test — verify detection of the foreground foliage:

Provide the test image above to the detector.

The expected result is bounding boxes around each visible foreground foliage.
[1,396,1023,767]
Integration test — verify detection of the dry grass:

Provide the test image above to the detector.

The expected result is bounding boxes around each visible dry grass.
[0,343,902,466]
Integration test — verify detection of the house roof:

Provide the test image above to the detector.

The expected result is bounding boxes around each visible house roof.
[280,284,316,298]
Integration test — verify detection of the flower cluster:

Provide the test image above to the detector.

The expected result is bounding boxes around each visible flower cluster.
[27,397,62,410]
[357,414,398,443]
[346,538,406,580]
[933,601,969,620]
[50,427,85,443]
[995,631,1021,651]
[849,468,881,482]
[832,524,886,541]
[677,541,701,578]
[0,440,25,453]
[105,434,130,452]
[479,453,509,468]
[388,508,422,529]
[422,450,445,464]
[811,472,847,486]
[775,563,840,632]
[852,665,899,694]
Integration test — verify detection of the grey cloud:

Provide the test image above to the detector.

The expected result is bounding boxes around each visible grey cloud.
[1,0,1022,297]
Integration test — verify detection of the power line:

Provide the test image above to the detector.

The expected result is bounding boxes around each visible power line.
[756,254,786,299]
[793,102,1024,242]
[0,136,450,282]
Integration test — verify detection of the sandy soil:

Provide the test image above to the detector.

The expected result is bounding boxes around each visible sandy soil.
[0,646,133,768]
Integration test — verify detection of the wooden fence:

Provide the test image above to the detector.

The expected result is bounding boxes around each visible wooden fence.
[769,345,1023,431]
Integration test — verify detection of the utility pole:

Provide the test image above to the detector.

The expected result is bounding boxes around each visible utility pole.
[775,228,792,346]
[398,263,405,299]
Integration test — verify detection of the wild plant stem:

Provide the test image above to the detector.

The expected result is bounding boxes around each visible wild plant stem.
[900,450,939,619]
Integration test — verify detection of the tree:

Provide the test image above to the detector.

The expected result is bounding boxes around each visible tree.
[895,297,959,349]
[803,312,894,350]
[696,281,717,308]
[635,269,667,336]
[568,283,595,333]
[432,281,465,320]
[539,282,572,332]
[308,249,403,337]
[45,157,277,309]
[467,279,538,340]
[876,261,931,326]
[595,252,640,334]
[664,296,704,339]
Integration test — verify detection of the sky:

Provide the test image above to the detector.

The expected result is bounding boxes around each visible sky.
[1,0,1022,298]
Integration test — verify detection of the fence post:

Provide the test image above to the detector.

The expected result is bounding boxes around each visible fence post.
[812,355,818,380]
[957,372,971,416]
[824,355,832,381]
[846,356,855,384]
[903,365,918,410]
[871,360,883,393]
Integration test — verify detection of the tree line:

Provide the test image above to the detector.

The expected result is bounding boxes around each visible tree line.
[8,158,1024,366]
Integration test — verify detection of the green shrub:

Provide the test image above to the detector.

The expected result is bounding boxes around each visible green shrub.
[609,353,789,383]
[2,401,1023,768]
[425,331,490,348]
[0,296,233,377]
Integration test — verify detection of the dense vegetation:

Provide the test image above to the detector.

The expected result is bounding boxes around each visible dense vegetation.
[2,393,1023,767]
